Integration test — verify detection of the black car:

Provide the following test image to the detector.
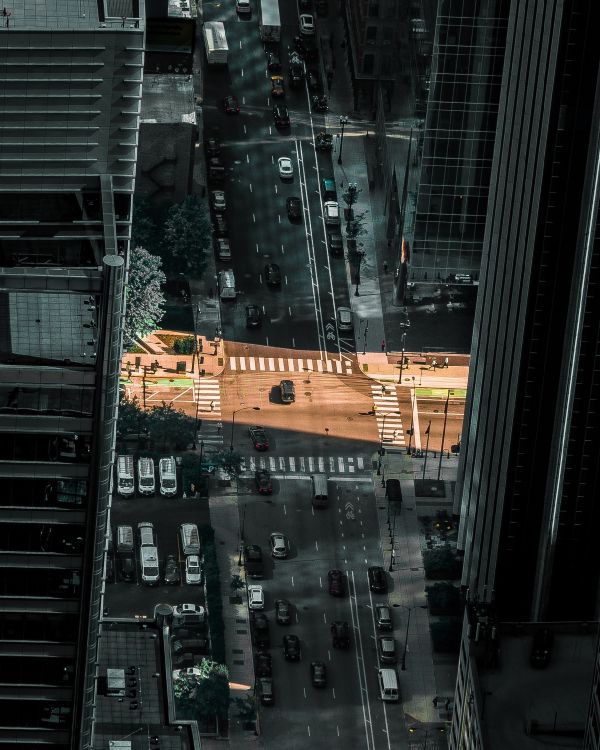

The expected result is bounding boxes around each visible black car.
[164,554,181,585]
[279,379,295,403]
[294,35,318,61]
[244,544,264,578]
[252,612,270,648]
[255,469,273,495]
[289,62,304,89]
[265,263,282,287]
[205,138,221,156]
[117,551,135,582]
[246,304,263,328]
[267,51,282,71]
[286,197,302,222]
[249,425,269,451]
[310,661,327,687]
[368,566,388,593]
[273,104,290,128]
[213,213,228,236]
[306,69,321,91]
[328,568,345,597]
[530,628,554,668]
[331,620,350,649]
[283,634,301,661]
[299,0,312,9]
[258,676,274,705]
[275,598,292,625]
[328,232,343,255]
[255,651,272,677]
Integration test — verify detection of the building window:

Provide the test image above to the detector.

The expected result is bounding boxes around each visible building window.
[363,54,375,75]
[382,26,393,45]
[366,26,377,45]
[368,1,379,18]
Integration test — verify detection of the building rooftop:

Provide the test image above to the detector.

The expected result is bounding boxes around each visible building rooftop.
[1,0,143,31]
[140,74,196,125]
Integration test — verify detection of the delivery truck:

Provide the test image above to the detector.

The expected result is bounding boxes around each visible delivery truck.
[259,0,281,42]
[203,21,228,65]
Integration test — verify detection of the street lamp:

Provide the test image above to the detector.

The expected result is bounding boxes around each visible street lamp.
[190,303,202,374]
[398,604,428,670]
[338,115,349,164]
[437,389,452,480]
[361,318,369,355]
[377,410,400,475]
[397,331,407,383]
[354,249,365,296]
[421,420,432,480]
[230,406,260,452]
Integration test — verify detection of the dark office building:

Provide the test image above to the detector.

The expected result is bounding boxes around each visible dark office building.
[0,1,143,747]
[410,0,510,284]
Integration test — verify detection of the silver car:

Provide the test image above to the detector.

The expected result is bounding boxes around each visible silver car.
[270,532,289,559]
[336,306,353,332]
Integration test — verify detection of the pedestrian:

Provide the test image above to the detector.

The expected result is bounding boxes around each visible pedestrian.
[431,358,437,370]
[381,339,386,352]
[444,356,449,368]
[383,260,389,273]
[433,697,438,708]
[210,400,214,411]
[208,287,214,299]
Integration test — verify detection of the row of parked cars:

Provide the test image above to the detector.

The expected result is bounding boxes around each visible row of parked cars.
[116,455,177,498]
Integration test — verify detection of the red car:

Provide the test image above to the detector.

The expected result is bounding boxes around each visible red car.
[328,569,345,597]
[223,95,240,114]
[256,470,273,494]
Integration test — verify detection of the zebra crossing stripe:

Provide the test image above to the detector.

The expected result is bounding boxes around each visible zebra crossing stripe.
[288,358,294,370]
[230,358,237,370]
[289,457,296,471]
[308,457,315,471]
[318,456,325,471]
[299,457,306,472]
[329,456,335,472]
[327,360,333,373]
[269,457,276,471]
[298,358,304,371]
[269,358,275,370]
[249,357,256,371]
[279,457,286,470]
[239,358,246,371]
[234,455,373,475]
[357,457,364,469]
[279,358,285,370]
[317,360,324,372]
[259,357,265,370]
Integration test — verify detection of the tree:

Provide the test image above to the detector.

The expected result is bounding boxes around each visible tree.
[342,182,360,210]
[423,545,463,580]
[124,246,166,344]
[230,574,245,594]
[116,396,147,441]
[163,195,211,277]
[346,209,368,239]
[131,196,161,255]
[173,659,230,721]
[146,402,197,450]
[426,582,462,616]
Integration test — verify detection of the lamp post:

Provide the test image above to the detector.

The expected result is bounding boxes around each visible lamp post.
[362,319,369,354]
[437,389,452,480]
[338,115,349,164]
[399,604,428,670]
[354,249,365,296]
[191,303,201,374]
[397,331,407,383]
[421,420,432,480]
[377,410,400,475]
[406,376,416,455]
[230,406,260,452]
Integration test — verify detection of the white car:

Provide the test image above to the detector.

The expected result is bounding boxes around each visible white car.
[336,306,353,332]
[236,0,251,13]
[299,13,315,36]
[185,555,203,585]
[172,666,201,680]
[278,156,293,179]
[173,603,205,618]
[248,584,265,610]
[269,532,289,559]
[323,200,340,226]
[211,190,226,211]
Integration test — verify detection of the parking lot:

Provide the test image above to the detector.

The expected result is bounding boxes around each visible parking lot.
[105,490,210,619]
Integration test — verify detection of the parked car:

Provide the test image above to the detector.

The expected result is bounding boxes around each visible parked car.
[211,190,226,211]
[286,196,302,221]
[375,604,393,631]
[283,634,301,661]
[368,566,388,593]
[252,612,270,648]
[249,426,269,451]
[223,95,240,114]
[328,568,345,596]
[164,554,181,585]
[530,628,554,668]
[213,213,228,236]
[205,138,221,156]
[310,661,327,687]
[117,551,135,582]
[275,598,292,625]
[185,555,203,585]
[255,469,273,495]
[279,379,295,403]
[265,263,282,287]
[255,651,272,677]
[248,584,265,610]
[244,544,264,578]
[377,636,397,664]
[245,304,263,328]
[269,532,289,559]
[258,676,274,705]
[328,231,343,255]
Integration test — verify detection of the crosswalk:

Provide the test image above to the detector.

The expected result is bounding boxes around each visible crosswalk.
[240,455,367,475]
[371,384,405,447]
[228,355,353,376]
[194,379,223,446]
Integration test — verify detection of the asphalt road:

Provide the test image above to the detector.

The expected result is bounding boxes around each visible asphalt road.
[243,475,405,750]
[202,2,351,355]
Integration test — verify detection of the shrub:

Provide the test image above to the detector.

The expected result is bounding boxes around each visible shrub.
[430,619,462,653]
[426,582,462,616]
[200,525,226,664]
[174,336,196,354]
[423,545,462,580]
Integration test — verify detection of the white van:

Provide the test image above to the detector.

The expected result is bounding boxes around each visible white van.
[311,474,328,508]
[137,457,155,496]
[137,521,156,547]
[218,269,236,299]
[139,545,160,585]
[377,668,399,702]
[180,523,201,556]
[159,457,177,497]
[116,455,135,497]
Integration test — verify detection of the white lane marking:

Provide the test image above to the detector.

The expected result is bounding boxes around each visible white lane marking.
[249,183,253,193]
[315,540,319,552]
[348,569,375,750]
[323,612,326,623]
[252,213,256,222]
[367,574,392,749]
[244,124,247,135]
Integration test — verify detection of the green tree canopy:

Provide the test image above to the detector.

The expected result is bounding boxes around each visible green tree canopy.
[131,196,161,255]
[346,210,368,239]
[163,195,211,277]
[124,245,166,343]
[342,182,360,209]
[146,402,197,450]
[116,396,147,441]
[173,659,230,720]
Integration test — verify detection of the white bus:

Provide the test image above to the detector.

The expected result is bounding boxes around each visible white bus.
[259,0,281,42]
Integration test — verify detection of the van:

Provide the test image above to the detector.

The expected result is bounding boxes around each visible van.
[137,521,156,547]
[116,455,135,497]
[159,456,177,497]
[386,479,402,503]
[137,457,155,496]
[322,178,337,201]
[116,525,134,552]
[311,474,328,508]
[179,523,201,556]
[139,546,160,585]
[218,269,236,299]
[377,668,399,702]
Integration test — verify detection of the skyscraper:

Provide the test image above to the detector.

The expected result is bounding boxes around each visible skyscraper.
[0,1,144,746]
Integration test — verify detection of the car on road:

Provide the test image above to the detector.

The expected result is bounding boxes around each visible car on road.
[213,213,228,236]
[306,69,320,91]
[299,13,315,36]
[275,598,292,625]
[245,304,262,328]
[283,634,301,661]
[530,628,554,668]
[331,620,350,648]
[248,584,265,610]
[294,34,318,60]
[299,0,312,9]
[223,95,240,114]
[377,636,397,664]
[375,604,393,631]
[164,554,181,585]
[265,263,282,287]
[328,231,343,255]
[205,138,221,156]
[249,426,269,451]
[279,379,295,403]
[236,0,251,13]
[271,75,285,98]
[336,306,353,332]
[255,651,272,677]
[289,61,305,88]
[328,568,345,596]
[310,661,327,687]
[255,469,273,495]
[267,51,282,71]
[185,555,203,585]
[244,544,264,578]
[368,566,388,593]
[269,532,289,559]
[273,104,290,128]
[258,676,274,705]
[277,156,293,179]
[211,190,226,211]
[252,612,270,648]
[286,196,302,221]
